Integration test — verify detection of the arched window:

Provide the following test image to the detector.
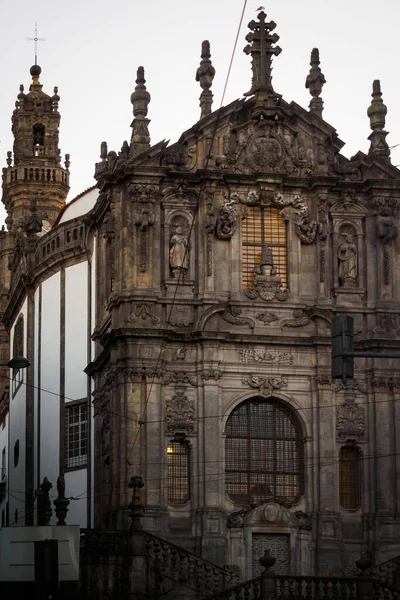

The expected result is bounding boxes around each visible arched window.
[225,397,303,505]
[167,437,190,504]
[242,206,287,289]
[339,445,361,509]
[33,124,45,152]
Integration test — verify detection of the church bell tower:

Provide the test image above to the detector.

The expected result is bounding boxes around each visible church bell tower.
[2,63,70,232]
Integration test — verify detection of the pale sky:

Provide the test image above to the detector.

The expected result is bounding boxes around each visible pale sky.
[1,0,399,226]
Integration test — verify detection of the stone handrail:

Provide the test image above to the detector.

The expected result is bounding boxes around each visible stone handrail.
[143,530,232,596]
[210,574,397,600]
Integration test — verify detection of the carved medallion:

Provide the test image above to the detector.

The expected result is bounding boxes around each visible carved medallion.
[246,133,283,172]
[336,397,365,440]
[165,386,195,432]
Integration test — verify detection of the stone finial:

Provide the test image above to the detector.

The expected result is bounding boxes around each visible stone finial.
[64,153,70,169]
[51,86,60,111]
[6,152,12,167]
[367,80,390,160]
[243,11,282,98]
[305,48,326,117]
[196,40,216,119]
[37,476,53,525]
[100,141,108,160]
[53,474,70,526]
[130,67,151,157]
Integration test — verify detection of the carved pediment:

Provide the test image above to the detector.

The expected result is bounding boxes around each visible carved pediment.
[228,499,310,530]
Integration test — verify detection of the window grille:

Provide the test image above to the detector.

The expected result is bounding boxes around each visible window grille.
[225,397,303,505]
[66,403,88,469]
[339,445,361,509]
[167,440,190,504]
[242,206,287,289]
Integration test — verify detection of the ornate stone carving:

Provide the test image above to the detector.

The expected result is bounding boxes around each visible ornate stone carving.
[316,374,331,386]
[374,313,400,334]
[201,368,223,380]
[305,48,326,117]
[374,197,398,285]
[294,203,318,244]
[333,379,366,395]
[128,183,159,203]
[221,305,255,328]
[243,11,282,98]
[239,348,293,365]
[243,374,287,397]
[173,348,186,360]
[170,226,190,278]
[129,366,164,379]
[166,386,195,432]
[336,397,366,440]
[243,244,289,302]
[295,510,312,530]
[338,234,357,287]
[162,143,196,171]
[215,198,237,240]
[256,311,279,325]
[168,305,193,327]
[129,302,159,324]
[164,371,197,387]
[133,206,155,272]
[246,131,284,172]
[280,307,332,330]
[372,377,400,389]
[223,565,241,586]
[196,40,216,119]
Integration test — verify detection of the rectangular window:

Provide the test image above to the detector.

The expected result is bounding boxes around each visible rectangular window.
[66,403,88,470]
[339,445,361,509]
[167,441,190,504]
[242,206,287,289]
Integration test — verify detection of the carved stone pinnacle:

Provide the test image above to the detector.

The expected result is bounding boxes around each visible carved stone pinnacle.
[367,79,390,160]
[305,47,326,117]
[196,40,216,119]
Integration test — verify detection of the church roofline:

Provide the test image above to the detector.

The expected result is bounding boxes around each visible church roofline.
[53,184,97,226]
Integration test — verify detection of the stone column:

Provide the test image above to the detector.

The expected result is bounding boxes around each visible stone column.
[197,348,227,566]
[374,383,394,514]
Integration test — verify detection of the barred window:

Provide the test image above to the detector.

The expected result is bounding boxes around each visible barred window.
[225,397,303,505]
[339,445,361,509]
[167,439,190,504]
[66,403,88,469]
[242,206,287,289]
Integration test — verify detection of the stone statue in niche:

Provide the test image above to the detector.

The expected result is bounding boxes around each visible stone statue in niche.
[338,234,357,287]
[170,226,190,277]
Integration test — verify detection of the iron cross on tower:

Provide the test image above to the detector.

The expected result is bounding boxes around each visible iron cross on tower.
[26,23,46,65]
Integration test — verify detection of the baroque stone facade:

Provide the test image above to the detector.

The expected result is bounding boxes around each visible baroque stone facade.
[2,10,400,583]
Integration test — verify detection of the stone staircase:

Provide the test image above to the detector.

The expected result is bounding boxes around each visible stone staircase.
[143,530,233,598]
[209,551,399,600]
[79,528,233,599]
